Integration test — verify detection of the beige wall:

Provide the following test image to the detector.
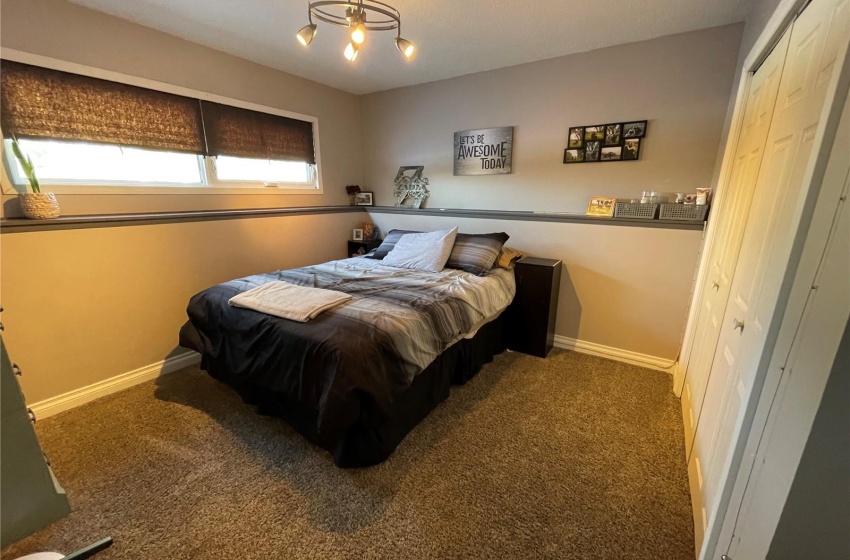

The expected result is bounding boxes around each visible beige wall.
[361,24,743,211]
[1,212,367,403]
[367,212,703,360]
[0,0,371,404]
[0,0,363,215]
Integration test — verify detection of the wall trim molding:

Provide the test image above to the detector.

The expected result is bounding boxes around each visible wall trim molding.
[29,351,201,419]
[367,206,706,230]
[1,206,366,234]
[553,335,676,373]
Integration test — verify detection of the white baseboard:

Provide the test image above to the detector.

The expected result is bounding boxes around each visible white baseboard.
[30,338,670,418]
[552,335,676,373]
[30,351,201,419]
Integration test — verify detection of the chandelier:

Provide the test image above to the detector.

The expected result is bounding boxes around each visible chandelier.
[296,1,415,62]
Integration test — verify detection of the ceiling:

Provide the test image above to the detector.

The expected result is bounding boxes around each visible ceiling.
[67,0,754,95]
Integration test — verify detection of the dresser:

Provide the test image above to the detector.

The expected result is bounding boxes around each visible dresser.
[1,315,70,547]
[508,257,562,358]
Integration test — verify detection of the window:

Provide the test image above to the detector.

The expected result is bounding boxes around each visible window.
[213,156,314,185]
[5,138,205,186]
[0,60,320,193]
[3,138,318,190]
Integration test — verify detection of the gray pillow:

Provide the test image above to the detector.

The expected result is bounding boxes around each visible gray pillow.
[444,232,510,275]
[365,229,421,259]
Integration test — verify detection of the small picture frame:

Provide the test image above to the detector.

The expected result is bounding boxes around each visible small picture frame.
[585,141,601,162]
[352,229,364,241]
[568,127,585,149]
[563,149,585,163]
[601,146,622,161]
[623,120,647,138]
[354,191,374,206]
[623,138,641,160]
[585,125,605,142]
[587,196,617,217]
[604,123,622,146]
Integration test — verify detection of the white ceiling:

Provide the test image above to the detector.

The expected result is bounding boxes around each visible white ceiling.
[67,0,754,95]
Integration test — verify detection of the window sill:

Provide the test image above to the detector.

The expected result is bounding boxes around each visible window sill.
[1,183,323,196]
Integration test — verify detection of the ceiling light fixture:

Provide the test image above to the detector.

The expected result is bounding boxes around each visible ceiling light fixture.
[296,23,318,46]
[296,0,415,62]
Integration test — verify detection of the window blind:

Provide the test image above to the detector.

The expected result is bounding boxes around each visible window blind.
[200,101,315,164]
[0,61,206,154]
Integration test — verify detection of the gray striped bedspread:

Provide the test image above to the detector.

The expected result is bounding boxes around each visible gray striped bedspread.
[181,257,515,443]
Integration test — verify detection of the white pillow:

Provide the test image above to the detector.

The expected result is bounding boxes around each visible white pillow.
[381,227,459,272]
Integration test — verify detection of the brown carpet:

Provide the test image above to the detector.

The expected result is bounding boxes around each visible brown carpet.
[2,349,694,559]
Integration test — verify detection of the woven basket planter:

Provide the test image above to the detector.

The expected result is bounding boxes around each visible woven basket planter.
[19,192,60,219]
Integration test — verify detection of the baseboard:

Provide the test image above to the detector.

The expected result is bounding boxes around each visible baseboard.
[552,335,676,373]
[30,351,201,419]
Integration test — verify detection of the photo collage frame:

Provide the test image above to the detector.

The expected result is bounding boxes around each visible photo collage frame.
[563,120,647,164]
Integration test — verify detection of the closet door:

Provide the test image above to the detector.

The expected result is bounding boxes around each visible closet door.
[682,28,790,460]
[689,0,849,548]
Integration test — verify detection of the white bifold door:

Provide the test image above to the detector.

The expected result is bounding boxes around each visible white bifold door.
[681,26,790,461]
[682,0,850,553]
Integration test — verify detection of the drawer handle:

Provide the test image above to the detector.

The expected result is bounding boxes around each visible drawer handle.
[27,408,37,423]
[0,322,4,332]
[12,363,22,376]
[733,318,745,332]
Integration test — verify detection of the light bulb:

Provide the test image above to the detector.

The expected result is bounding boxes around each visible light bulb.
[395,37,415,58]
[351,22,366,45]
[296,24,317,46]
[344,42,359,62]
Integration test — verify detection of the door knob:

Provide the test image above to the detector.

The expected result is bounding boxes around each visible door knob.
[733,318,745,332]
[712,281,720,291]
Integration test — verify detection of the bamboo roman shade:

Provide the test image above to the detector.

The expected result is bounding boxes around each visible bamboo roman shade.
[0,61,206,154]
[200,101,315,164]
[0,61,316,164]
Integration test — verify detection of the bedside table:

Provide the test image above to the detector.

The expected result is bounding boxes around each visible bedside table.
[348,240,381,258]
[507,257,562,358]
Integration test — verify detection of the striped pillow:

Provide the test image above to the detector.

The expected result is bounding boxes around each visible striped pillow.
[365,229,420,259]
[445,232,510,275]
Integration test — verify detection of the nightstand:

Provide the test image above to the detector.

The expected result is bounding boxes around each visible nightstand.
[507,257,562,358]
[348,240,381,258]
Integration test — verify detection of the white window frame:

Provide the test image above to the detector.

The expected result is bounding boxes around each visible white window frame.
[0,49,324,196]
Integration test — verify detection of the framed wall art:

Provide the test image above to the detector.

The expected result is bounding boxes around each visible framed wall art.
[354,191,374,206]
[563,119,646,164]
[454,127,513,175]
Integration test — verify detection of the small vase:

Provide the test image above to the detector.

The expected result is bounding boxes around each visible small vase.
[19,192,60,219]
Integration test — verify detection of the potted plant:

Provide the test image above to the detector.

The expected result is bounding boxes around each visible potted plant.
[345,184,361,206]
[10,135,60,219]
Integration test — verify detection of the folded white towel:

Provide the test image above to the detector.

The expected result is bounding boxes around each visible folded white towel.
[228,281,352,323]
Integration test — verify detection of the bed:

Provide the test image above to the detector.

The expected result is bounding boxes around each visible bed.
[179,256,516,467]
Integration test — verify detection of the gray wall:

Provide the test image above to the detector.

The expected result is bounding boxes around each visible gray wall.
[358,25,743,358]
[767,319,850,560]
[740,0,788,59]
[361,24,743,212]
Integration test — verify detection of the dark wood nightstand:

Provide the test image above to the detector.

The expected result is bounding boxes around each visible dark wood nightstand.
[348,240,381,258]
[507,257,562,358]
